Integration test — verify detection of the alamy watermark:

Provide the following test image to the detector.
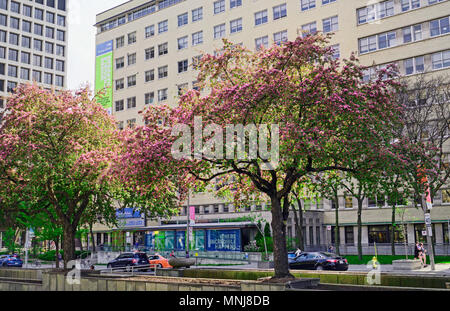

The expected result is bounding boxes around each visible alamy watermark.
[366,258,381,285]
[171,117,280,170]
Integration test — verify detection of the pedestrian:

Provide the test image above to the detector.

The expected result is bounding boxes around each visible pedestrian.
[169,250,176,258]
[295,248,302,257]
[414,242,421,260]
[328,245,334,253]
[185,250,190,258]
[419,243,427,267]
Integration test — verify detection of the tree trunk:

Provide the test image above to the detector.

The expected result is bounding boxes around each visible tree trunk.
[62,225,76,269]
[270,194,293,279]
[293,196,304,250]
[334,193,340,255]
[89,224,96,253]
[357,198,363,261]
[390,204,396,256]
[55,236,60,269]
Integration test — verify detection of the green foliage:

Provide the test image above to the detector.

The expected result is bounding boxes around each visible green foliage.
[264,223,271,237]
[3,228,18,253]
[218,216,253,223]
[37,250,91,261]
[343,255,450,265]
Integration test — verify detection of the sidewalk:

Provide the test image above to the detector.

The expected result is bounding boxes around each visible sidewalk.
[348,263,450,276]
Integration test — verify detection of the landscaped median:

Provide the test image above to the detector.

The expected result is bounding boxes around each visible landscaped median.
[182,269,450,289]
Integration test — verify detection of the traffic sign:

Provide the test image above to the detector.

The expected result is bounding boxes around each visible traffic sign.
[425,213,431,225]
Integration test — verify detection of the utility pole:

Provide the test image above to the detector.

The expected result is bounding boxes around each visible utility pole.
[186,190,190,258]
[423,194,435,270]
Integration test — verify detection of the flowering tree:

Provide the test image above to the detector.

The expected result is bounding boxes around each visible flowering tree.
[0,85,124,267]
[128,35,404,279]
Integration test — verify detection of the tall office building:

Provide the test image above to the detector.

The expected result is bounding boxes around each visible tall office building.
[0,0,68,110]
[92,0,450,254]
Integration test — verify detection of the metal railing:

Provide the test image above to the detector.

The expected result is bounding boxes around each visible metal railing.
[99,263,158,276]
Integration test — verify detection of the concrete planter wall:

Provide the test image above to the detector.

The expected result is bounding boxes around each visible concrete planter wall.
[392,259,422,270]
[257,261,274,269]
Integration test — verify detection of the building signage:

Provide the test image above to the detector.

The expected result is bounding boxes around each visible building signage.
[116,208,142,219]
[117,218,145,228]
[95,40,113,114]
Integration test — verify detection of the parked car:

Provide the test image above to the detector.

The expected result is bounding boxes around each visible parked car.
[107,252,150,271]
[288,252,348,271]
[0,255,23,268]
[148,254,172,269]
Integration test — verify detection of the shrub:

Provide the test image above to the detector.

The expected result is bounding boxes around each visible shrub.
[244,240,259,252]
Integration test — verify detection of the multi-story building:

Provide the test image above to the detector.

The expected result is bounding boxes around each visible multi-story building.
[0,0,68,110]
[0,0,68,250]
[92,0,450,256]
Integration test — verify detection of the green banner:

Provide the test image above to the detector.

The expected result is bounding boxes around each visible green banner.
[95,41,113,113]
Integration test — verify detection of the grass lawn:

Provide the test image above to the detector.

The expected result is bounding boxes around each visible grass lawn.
[342,255,450,265]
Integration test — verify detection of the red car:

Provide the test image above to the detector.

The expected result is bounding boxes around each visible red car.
[148,254,172,268]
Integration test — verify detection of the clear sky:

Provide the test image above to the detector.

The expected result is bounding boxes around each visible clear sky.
[67,0,126,91]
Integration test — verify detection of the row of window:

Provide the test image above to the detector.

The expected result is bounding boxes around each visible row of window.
[301,0,337,11]
[0,0,66,24]
[359,15,450,54]
[0,14,66,40]
[0,46,65,72]
[0,72,64,93]
[0,51,64,70]
[363,49,450,82]
[357,0,447,25]
[0,30,65,56]
[0,64,63,85]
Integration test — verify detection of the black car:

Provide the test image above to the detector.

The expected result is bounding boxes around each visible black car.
[107,252,150,271]
[288,252,348,271]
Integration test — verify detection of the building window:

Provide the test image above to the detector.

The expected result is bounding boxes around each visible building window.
[20,68,30,80]
[158,20,168,33]
[33,55,42,67]
[344,196,353,208]
[127,53,136,66]
[23,5,32,17]
[177,83,188,95]
[128,32,136,45]
[158,65,168,79]
[442,189,450,203]
[21,52,30,64]
[126,118,136,129]
[192,31,203,45]
[377,31,396,49]
[178,36,188,50]
[401,0,421,12]
[145,69,154,82]
[323,15,338,33]
[127,75,136,87]
[35,8,44,20]
[431,50,450,70]
[357,0,394,25]
[414,224,436,244]
[22,20,32,33]
[322,0,336,4]
[7,81,17,93]
[192,7,203,22]
[192,55,202,69]
[32,70,41,82]
[57,15,65,26]
[116,36,124,48]
[230,18,242,34]
[301,0,316,11]
[214,0,225,14]
[55,75,63,87]
[214,24,226,39]
[230,0,242,9]
[56,30,65,42]
[404,56,424,75]
[145,47,155,60]
[255,10,268,26]
[145,92,154,105]
[255,36,268,50]
[127,97,136,109]
[178,59,188,73]
[44,57,53,69]
[158,42,168,56]
[273,3,287,20]
[115,100,124,112]
[46,12,55,24]
[44,72,52,85]
[368,225,390,244]
[56,45,65,57]
[178,12,188,27]
[9,33,19,46]
[358,35,377,54]
[117,121,124,129]
[8,49,18,62]
[158,88,168,102]
[115,57,124,69]
[10,17,19,29]
[403,24,422,43]
[145,25,155,38]
[274,30,288,45]
[302,22,317,36]
[115,78,124,90]
[430,16,450,37]
[8,65,17,78]
[345,226,354,245]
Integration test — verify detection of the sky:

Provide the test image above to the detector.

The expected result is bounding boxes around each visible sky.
[67,0,126,90]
